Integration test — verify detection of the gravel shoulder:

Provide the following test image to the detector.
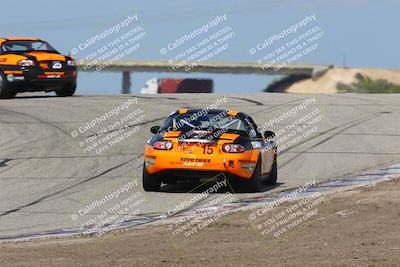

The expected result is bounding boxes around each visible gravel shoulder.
[1,177,400,267]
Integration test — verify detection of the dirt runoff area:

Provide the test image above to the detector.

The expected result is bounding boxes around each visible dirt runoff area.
[1,178,400,267]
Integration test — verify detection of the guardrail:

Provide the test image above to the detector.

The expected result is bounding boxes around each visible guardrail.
[77,60,333,93]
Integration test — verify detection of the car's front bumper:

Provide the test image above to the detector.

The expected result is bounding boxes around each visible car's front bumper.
[3,66,77,91]
[144,144,260,180]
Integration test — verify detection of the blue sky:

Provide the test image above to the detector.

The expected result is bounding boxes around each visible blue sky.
[1,0,399,94]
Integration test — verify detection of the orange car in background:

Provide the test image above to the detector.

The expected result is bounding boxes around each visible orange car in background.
[143,109,277,192]
[0,37,77,98]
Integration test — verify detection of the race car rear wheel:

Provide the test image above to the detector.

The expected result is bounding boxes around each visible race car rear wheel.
[245,156,264,192]
[0,71,17,99]
[142,166,161,192]
[265,158,277,185]
[55,82,76,97]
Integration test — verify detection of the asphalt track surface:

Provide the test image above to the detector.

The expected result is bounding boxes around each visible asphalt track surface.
[0,93,399,238]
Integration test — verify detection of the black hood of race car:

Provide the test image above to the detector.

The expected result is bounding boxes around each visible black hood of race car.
[179,130,218,140]
[148,128,255,150]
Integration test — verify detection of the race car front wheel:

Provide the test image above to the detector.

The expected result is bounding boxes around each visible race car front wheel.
[55,82,76,97]
[142,166,161,192]
[0,71,17,99]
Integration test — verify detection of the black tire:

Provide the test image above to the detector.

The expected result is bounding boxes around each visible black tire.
[142,166,161,192]
[0,71,17,99]
[245,156,264,192]
[55,82,76,97]
[265,159,278,186]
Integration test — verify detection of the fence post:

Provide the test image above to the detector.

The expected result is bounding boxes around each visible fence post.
[122,71,131,94]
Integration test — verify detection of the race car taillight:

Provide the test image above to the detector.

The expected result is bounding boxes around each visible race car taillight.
[222,143,245,153]
[154,141,173,150]
[67,59,76,66]
[17,59,35,67]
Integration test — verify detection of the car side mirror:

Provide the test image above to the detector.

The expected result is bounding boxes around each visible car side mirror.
[150,125,160,134]
[264,130,275,140]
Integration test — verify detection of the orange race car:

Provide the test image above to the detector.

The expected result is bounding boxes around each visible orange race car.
[0,37,77,98]
[143,109,277,192]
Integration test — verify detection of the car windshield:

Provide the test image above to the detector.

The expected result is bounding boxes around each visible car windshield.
[1,40,57,53]
[160,111,249,134]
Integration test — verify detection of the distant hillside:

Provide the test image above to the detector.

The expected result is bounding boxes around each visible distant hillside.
[265,67,400,93]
